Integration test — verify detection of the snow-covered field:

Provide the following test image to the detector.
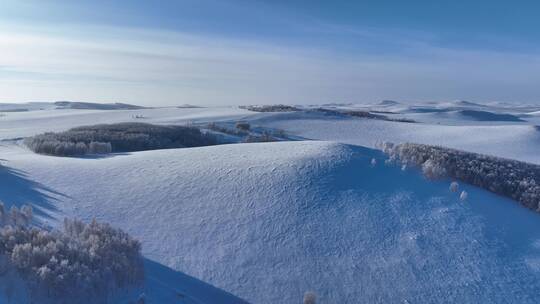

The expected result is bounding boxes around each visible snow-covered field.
[248,100,540,164]
[0,105,255,139]
[253,111,540,164]
[1,101,540,303]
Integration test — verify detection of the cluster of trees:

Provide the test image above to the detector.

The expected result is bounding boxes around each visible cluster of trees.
[207,122,249,136]
[243,132,277,143]
[207,122,285,143]
[24,122,218,156]
[381,142,540,211]
[313,108,416,123]
[24,140,112,156]
[240,105,301,112]
[54,101,145,110]
[0,202,144,302]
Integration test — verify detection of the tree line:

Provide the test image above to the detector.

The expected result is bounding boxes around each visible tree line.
[381,142,540,212]
[24,122,219,156]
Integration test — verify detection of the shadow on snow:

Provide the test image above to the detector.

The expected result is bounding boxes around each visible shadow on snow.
[0,165,66,220]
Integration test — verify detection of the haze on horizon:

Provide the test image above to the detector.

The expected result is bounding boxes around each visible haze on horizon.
[1,0,540,107]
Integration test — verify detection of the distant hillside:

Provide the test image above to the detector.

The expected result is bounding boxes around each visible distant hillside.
[54,101,146,110]
[378,100,400,106]
[24,122,218,156]
[458,109,525,122]
[0,102,55,112]
[240,104,301,112]
[177,104,205,108]
[452,100,488,108]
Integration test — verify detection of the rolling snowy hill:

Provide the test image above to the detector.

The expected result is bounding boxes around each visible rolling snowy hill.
[251,111,540,164]
[3,103,540,303]
[2,140,540,303]
[0,106,255,139]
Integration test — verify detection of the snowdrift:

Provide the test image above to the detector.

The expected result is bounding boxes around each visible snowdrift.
[3,141,540,303]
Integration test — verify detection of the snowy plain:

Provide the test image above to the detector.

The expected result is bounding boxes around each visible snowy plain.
[1,101,540,303]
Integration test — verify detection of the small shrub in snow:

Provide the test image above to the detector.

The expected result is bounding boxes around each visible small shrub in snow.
[303,291,317,304]
[450,182,459,192]
[460,191,468,201]
[371,158,377,167]
[235,121,250,131]
[0,204,143,302]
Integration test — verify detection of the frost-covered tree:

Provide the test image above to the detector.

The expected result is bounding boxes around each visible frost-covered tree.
[24,122,218,156]
[450,182,459,192]
[0,206,144,302]
[421,159,446,179]
[88,141,112,154]
[381,142,540,212]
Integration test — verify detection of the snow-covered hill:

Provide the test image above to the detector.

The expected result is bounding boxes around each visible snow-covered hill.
[0,107,254,139]
[3,140,540,303]
[252,111,540,164]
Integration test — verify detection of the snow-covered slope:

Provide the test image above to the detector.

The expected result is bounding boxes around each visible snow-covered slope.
[252,111,540,164]
[0,258,246,304]
[0,107,254,139]
[3,141,540,303]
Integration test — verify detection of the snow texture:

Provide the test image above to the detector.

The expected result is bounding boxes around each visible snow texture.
[2,102,540,303]
[2,140,540,303]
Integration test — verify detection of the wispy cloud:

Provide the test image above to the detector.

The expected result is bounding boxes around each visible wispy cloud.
[1,22,539,105]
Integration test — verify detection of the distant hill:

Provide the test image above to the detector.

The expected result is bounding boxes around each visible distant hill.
[452,100,487,107]
[177,104,205,108]
[54,101,147,110]
[458,109,525,122]
[378,100,400,106]
[0,102,55,112]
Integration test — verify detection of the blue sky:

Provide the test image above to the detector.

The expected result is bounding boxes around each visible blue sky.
[1,0,539,105]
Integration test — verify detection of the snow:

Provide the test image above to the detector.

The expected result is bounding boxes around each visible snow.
[3,140,540,303]
[0,106,254,139]
[2,103,540,303]
[252,111,540,163]
[0,258,245,304]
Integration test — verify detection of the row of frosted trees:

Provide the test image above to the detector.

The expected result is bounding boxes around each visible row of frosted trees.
[381,142,540,211]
